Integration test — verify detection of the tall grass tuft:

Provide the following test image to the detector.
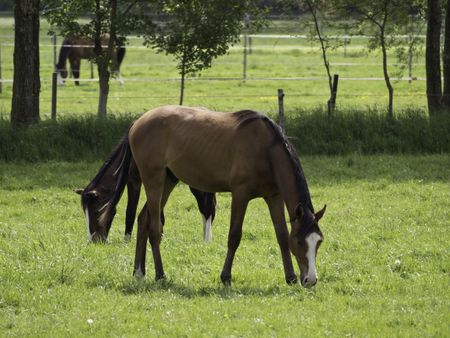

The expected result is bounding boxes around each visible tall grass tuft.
[285,108,450,155]
[0,108,449,162]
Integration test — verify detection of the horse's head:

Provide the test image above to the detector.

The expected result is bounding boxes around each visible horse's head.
[289,204,326,288]
[74,188,112,242]
[56,64,68,79]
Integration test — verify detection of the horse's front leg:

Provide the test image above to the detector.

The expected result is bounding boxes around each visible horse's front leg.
[70,58,81,86]
[140,170,176,281]
[265,195,297,284]
[220,191,249,285]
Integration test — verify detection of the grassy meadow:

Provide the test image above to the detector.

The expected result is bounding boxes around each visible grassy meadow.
[1,13,449,337]
[0,16,429,118]
[0,156,449,336]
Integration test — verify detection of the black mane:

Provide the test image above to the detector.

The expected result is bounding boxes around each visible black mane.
[234,109,314,213]
[84,135,129,193]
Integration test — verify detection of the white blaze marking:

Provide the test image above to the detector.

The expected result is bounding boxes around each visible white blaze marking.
[203,215,213,242]
[84,206,93,242]
[57,73,65,85]
[305,232,321,282]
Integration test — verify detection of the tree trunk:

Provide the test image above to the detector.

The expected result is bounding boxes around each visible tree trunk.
[442,0,450,110]
[179,72,185,106]
[380,29,394,118]
[97,63,110,117]
[426,0,443,115]
[11,0,40,127]
[179,54,186,105]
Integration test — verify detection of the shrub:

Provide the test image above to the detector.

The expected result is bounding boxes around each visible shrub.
[0,109,449,162]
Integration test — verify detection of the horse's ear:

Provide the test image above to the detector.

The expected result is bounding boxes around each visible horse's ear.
[290,204,304,234]
[315,205,327,221]
[74,188,84,195]
[295,203,304,220]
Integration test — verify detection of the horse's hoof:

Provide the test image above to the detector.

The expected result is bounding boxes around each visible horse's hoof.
[220,273,232,286]
[133,268,145,280]
[155,273,166,281]
[286,275,298,285]
[124,233,132,242]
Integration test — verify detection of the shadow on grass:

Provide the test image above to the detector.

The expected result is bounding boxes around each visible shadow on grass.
[1,154,449,192]
[117,277,309,299]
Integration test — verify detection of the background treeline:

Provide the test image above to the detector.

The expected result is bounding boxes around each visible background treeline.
[0,0,13,11]
[1,109,448,162]
[0,1,299,14]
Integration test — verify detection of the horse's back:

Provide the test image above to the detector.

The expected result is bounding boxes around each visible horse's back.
[129,106,276,192]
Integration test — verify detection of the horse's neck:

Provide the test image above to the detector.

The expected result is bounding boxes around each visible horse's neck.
[268,143,299,215]
[269,142,311,218]
[56,38,73,68]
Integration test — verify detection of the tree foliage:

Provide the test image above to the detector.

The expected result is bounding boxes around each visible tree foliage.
[145,0,264,104]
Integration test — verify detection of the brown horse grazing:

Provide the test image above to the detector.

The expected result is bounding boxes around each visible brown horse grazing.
[75,138,216,242]
[56,35,126,86]
[99,106,326,288]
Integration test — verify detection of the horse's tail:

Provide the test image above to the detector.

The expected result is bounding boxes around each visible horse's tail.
[99,134,132,233]
[56,38,72,70]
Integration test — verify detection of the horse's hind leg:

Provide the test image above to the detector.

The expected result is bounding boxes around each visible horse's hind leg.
[189,188,216,242]
[220,190,250,285]
[265,195,297,284]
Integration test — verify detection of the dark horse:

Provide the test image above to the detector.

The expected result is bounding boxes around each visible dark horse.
[56,35,126,86]
[93,106,326,288]
[75,139,216,242]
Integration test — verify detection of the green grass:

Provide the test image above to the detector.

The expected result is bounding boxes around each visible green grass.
[0,17,429,118]
[0,155,449,336]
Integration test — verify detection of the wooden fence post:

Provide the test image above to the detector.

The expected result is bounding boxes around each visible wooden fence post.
[327,74,339,115]
[248,36,252,55]
[243,34,247,82]
[51,72,57,120]
[278,88,285,133]
[52,34,57,71]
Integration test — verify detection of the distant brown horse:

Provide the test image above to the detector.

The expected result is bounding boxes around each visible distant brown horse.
[56,35,126,85]
[95,106,326,288]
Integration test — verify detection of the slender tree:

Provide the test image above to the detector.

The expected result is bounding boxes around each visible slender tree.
[301,0,337,114]
[335,0,413,118]
[146,0,264,105]
[11,0,41,127]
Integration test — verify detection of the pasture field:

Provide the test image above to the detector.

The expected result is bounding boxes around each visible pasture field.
[0,155,449,336]
[0,16,429,118]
